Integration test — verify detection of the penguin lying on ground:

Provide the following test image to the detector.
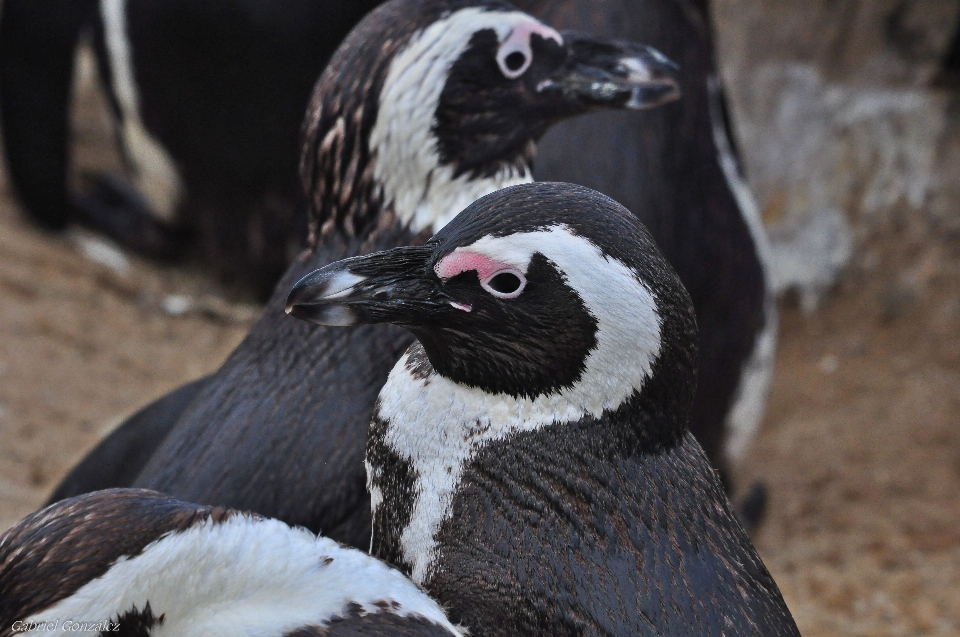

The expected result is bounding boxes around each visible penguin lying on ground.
[0,489,462,637]
[2,183,798,636]
[82,0,676,547]
[49,0,776,525]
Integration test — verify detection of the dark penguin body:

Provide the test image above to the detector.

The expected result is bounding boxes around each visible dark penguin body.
[49,0,775,519]
[288,182,799,636]
[60,0,678,545]
[0,489,461,637]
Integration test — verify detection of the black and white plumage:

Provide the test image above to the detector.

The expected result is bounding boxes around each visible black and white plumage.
[46,0,680,547]
[287,182,800,636]
[0,489,461,637]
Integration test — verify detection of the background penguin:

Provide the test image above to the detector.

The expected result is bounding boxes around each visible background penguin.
[0,489,462,637]
[49,0,774,529]
[0,0,381,294]
[51,0,680,547]
[287,182,800,636]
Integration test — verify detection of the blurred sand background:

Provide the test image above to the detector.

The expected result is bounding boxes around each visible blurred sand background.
[1,1,960,635]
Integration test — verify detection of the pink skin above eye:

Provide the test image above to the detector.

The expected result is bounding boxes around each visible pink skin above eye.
[504,20,563,49]
[435,251,526,310]
[435,251,514,282]
[496,20,564,79]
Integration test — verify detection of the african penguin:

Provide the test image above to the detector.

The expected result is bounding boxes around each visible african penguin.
[0,489,461,637]
[287,182,800,636]
[85,0,677,547]
[51,0,776,526]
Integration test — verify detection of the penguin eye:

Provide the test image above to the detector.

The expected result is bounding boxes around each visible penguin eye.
[496,38,533,79]
[505,51,526,72]
[481,268,527,299]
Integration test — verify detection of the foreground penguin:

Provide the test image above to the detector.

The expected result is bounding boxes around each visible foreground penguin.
[287,182,800,635]
[0,489,462,637]
[84,0,677,546]
[4,184,798,636]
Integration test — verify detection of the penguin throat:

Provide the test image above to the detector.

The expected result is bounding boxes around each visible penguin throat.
[376,156,533,236]
[308,134,533,246]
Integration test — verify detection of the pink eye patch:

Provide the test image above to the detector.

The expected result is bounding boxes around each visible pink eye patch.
[496,19,563,79]
[503,19,563,50]
[435,251,528,301]
[435,251,514,282]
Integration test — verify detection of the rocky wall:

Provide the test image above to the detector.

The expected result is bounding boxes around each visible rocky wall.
[713,0,960,308]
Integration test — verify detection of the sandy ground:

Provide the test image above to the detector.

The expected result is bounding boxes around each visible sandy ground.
[1,72,959,637]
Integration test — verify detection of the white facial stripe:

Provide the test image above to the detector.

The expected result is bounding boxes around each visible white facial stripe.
[100,0,184,222]
[27,515,459,636]
[374,225,663,584]
[370,8,551,234]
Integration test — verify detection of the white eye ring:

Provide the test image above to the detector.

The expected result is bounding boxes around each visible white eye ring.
[480,267,527,298]
[496,39,532,79]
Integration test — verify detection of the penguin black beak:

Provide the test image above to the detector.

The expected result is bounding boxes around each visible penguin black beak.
[286,246,444,327]
[542,33,681,110]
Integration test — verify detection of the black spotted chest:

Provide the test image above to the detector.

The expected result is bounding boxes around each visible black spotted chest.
[367,414,418,571]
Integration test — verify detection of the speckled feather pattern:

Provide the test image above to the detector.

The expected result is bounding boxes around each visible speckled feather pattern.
[1,490,461,637]
[0,489,235,633]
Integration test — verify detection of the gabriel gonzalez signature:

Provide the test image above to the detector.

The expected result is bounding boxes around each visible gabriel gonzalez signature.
[11,620,121,632]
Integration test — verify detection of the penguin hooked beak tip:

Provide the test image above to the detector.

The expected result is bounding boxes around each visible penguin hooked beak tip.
[286,245,443,327]
[541,34,681,111]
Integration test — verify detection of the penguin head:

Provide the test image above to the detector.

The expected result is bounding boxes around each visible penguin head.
[288,182,697,427]
[300,0,680,240]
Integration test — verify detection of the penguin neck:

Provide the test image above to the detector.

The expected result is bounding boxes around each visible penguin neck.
[366,338,697,587]
[305,125,534,252]
[368,374,755,634]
